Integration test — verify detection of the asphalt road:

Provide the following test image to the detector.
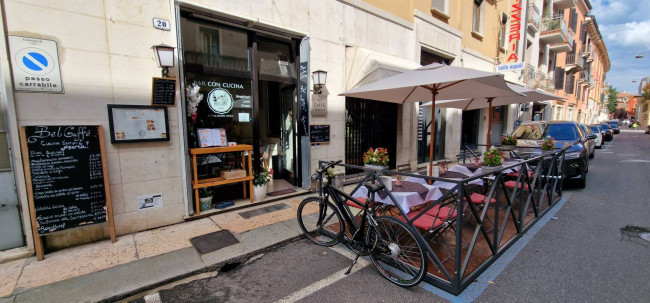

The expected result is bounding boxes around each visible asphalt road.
[126,130,650,303]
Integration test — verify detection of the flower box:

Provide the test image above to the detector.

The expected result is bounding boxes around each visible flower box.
[220,169,247,180]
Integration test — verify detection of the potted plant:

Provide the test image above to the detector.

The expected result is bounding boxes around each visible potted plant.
[481,146,503,172]
[500,135,517,151]
[199,187,213,211]
[363,147,389,170]
[253,168,272,202]
[541,136,556,154]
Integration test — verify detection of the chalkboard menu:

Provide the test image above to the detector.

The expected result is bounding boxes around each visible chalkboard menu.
[309,125,330,143]
[151,77,176,106]
[22,126,108,235]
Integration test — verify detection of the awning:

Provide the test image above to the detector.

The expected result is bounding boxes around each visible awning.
[344,47,421,91]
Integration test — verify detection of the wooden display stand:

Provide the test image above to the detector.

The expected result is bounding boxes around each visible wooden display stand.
[190,145,253,215]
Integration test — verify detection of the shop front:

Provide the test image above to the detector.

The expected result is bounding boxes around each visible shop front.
[178,10,306,214]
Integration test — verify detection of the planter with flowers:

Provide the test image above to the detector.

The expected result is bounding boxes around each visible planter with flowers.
[540,136,556,155]
[363,147,389,171]
[199,188,213,211]
[185,81,204,148]
[500,135,517,151]
[253,168,272,202]
[481,146,503,173]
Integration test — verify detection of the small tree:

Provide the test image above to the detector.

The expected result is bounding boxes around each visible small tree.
[607,87,618,114]
[643,83,650,101]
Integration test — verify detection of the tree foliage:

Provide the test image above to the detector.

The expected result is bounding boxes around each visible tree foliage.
[607,87,618,114]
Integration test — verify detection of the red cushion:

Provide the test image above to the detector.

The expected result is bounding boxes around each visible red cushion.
[423,205,458,219]
[346,198,367,209]
[400,211,444,230]
[463,193,496,204]
[505,181,529,190]
[506,171,534,178]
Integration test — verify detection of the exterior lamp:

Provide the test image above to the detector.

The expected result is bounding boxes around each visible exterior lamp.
[311,70,327,94]
[152,44,175,77]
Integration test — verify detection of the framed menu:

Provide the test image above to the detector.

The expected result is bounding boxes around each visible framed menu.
[107,104,170,144]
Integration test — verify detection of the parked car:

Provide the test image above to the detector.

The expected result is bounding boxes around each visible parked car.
[511,121,592,188]
[588,124,604,149]
[600,123,613,141]
[608,120,621,134]
[579,124,596,158]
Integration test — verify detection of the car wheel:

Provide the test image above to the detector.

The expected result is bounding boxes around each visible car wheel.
[584,157,589,173]
[589,151,595,159]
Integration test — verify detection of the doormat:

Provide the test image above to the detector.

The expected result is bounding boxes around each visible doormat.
[267,189,296,196]
[238,203,291,219]
[190,230,239,254]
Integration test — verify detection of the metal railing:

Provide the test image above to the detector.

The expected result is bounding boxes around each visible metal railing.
[541,15,567,36]
[527,4,540,30]
[324,144,568,294]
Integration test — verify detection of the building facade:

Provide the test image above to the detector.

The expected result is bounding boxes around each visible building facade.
[0,0,609,257]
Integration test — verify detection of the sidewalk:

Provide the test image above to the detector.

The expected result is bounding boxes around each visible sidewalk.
[0,195,309,303]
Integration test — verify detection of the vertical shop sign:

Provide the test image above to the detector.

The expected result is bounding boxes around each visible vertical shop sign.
[417,105,424,141]
[507,0,522,62]
[298,61,309,136]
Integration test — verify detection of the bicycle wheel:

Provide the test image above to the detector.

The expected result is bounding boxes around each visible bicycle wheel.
[369,216,428,287]
[297,197,345,247]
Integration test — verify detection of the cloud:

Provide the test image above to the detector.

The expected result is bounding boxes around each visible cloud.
[601,21,650,48]
[590,0,629,23]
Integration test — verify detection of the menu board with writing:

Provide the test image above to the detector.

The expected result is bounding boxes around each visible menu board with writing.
[151,77,176,106]
[21,126,109,235]
[309,125,330,143]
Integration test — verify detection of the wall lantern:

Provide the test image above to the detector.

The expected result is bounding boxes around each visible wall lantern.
[152,44,175,77]
[312,70,327,94]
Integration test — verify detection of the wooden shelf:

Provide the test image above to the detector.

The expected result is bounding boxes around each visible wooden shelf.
[190,145,253,215]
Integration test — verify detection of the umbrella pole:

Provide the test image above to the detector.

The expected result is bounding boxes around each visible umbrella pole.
[486,98,493,148]
[429,91,437,177]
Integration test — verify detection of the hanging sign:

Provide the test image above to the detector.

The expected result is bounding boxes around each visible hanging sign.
[311,94,327,116]
[8,36,63,93]
[506,0,522,63]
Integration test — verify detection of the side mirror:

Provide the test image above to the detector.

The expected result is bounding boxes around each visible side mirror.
[587,134,597,140]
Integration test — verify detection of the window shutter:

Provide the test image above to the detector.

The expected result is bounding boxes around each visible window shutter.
[432,0,445,12]
[580,22,587,44]
[555,69,565,90]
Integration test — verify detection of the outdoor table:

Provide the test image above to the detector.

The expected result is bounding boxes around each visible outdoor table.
[406,170,483,190]
[352,180,442,214]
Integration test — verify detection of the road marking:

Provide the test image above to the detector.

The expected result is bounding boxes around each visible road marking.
[617,154,639,156]
[600,151,614,154]
[275,257,369,303]
[144,292,162,303]
[620,159,650,163]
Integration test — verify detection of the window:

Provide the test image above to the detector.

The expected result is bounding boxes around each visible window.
[181,20,250,71]
[472,1,484,34]
[498,25,507,50]
[431,0,448,16]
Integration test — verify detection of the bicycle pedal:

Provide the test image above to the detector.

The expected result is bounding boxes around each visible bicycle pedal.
[344,254,360,275]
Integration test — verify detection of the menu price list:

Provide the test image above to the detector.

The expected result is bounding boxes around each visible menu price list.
[24,126,107,235]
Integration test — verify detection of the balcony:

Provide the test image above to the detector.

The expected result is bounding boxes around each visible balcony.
[527,4,540,33]
[553,0,576,11]
[524,64,536,84]
[541,16,572,52]
[565,52,584,73]
[579,70,589,83]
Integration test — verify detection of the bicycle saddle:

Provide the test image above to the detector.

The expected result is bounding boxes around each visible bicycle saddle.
[364,182,385,193]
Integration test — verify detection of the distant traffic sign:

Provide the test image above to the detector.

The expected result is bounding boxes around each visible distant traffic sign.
[8,36,63,93]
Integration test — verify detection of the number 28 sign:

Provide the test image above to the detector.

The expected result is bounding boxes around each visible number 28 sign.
[152,18,171,31]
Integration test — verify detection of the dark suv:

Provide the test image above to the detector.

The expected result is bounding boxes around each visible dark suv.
[600,123,613,141]
[511,121,594,188]
[608,120,621,134]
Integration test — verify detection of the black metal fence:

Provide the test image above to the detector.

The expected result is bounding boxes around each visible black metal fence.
[328,145,567,294]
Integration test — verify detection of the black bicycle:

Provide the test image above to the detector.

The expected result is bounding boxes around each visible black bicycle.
[296,160,428,287]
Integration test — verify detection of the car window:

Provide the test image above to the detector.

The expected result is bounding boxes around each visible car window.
[512,123,545,140]
[609,121,619,127]
[601,124,610,130]
[579,125,591,135]
[543,124,579,140]
[589,126,600,133]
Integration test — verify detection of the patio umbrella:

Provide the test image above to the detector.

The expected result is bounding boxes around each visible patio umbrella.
[429,82,565,145]
[340,63,522,175]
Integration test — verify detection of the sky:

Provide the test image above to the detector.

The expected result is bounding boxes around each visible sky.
[590,0,650,94]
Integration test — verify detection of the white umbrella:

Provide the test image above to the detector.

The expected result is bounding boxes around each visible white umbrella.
[429,82,565,145]
[340,63,522,175]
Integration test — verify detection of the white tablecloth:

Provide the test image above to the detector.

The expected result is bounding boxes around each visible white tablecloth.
[406,172,483,190]
[352,181,442,214]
